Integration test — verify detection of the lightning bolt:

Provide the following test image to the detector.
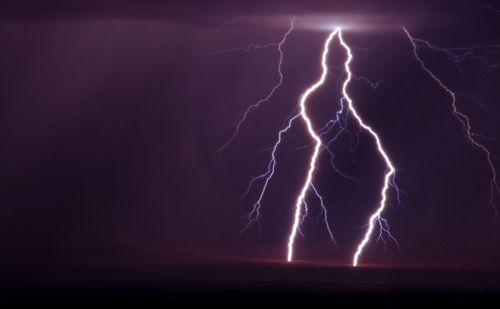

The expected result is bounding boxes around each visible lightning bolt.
[217,18,295,152]
[287,28,399,265]
[236,26,399,266]
[337,30,398,267]
[403,27,500,217]
[286,28,340,262]
[217,16,499,267]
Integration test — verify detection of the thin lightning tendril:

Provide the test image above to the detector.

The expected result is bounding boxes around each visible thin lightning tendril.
[241,113,301,233]
[404,28,500,217]
[311,183,337,245]
[410,37,500,78]
[218,18,295,152]
[205,42,280,56]
[216,16,253,32]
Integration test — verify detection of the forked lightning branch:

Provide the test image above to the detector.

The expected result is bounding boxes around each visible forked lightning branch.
[213,18,500,267]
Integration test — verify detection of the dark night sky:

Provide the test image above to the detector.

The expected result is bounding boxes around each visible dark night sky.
[0,0,500,267]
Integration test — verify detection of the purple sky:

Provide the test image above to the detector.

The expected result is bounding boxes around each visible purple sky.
[0,0,500,267]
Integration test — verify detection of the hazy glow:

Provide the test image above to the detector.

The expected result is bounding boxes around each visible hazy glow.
[215,13,417,33]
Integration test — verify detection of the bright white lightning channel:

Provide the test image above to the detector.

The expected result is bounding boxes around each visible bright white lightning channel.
[218,22,400,266]
[338,30,398,267]
[287,28,398,266]
[286,28,340,262]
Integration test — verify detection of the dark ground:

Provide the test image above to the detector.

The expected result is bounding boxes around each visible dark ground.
[0,247,499,307]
